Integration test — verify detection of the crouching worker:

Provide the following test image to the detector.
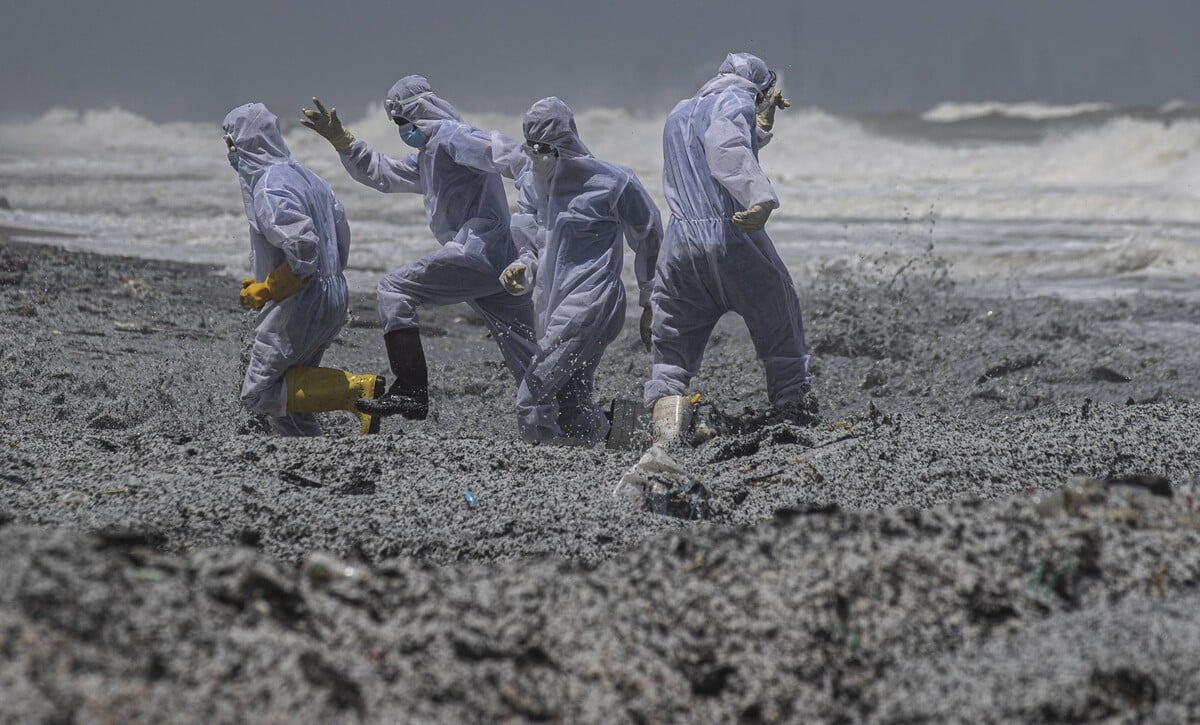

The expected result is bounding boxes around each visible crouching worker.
[500,98,662,446]
[301,77,538,423]
[223,103,383,436]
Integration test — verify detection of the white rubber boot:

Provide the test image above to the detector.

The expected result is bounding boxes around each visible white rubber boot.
[651,395,693,448]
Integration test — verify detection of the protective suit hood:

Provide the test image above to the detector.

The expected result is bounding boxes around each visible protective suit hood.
[223,103,293,233]
[521,97,591,159]
[385,75,463,136]
[698,52,772,97]
[223,103,291,182]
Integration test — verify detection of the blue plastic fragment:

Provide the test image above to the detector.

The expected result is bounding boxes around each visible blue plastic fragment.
[463,490,478,509]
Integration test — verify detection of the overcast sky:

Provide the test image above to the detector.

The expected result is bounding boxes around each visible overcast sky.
[3,0,1197,122]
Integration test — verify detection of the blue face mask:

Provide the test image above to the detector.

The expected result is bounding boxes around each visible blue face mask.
[227,152,240,171]
[398,123,426,149]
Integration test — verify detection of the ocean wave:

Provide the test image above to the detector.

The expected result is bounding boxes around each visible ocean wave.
[5,103,1195,186]
[921,102,1116,123]
[2,104,1198,284]
[1035,117,1200,186]
[0,107,217,154]
[1160,99,1200,114]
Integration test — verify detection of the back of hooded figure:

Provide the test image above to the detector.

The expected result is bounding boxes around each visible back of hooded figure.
[226,104,349,294]
[661,53,779,224]
[504,98,661,445]
[225,103,383,437]
[645,53,814,437]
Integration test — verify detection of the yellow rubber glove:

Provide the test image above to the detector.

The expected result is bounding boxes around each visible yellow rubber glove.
[241,277,255,289]
[501,263,528,294]
[240,262,309,310]
[756,89,791,132]
[640,305,653,352]
[732,202,775,232]
[300,97,356,153]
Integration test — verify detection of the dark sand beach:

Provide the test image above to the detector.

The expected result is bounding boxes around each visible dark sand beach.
[3,235,1200,722]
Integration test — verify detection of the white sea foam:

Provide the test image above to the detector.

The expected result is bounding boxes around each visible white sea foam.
[1,104,1197,300]
[1160,99,1200,114]
[921,101,1116,123]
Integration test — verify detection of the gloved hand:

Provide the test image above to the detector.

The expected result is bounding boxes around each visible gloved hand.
[756,89,791,132]
[301,97,356,152]
[241,277,255,289]
[240,262,309,310]
[501,263,528,294]
[732,202,775,232]
[640,305,653,352]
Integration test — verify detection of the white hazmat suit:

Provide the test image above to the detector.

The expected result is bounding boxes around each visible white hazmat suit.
[336,76,537,382]
[500,98,662,445]
[645,53,813,410]
[224,103,356,436]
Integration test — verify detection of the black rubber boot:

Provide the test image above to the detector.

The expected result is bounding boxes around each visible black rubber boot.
[354,328,429,419]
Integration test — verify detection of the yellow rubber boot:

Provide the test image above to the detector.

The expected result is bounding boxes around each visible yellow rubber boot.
[283,366,385,435]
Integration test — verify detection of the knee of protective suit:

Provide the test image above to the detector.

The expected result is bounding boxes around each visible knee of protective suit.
[269,413,323,437]
[377,289,420,334]
[240,385,284,418]
[516,413,555,445]
[643,376,687,410]
[517,420,543,445]
[516,396,561,444]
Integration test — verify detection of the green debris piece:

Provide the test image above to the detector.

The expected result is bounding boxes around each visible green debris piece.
[1028,558,1048,594]
[133,568,164,582]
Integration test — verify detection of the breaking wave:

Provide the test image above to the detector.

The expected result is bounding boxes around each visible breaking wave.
[1,103,1198,298]
[921,102,1116,123]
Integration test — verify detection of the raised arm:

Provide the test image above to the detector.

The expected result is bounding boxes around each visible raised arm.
[701,94,780,211]
[339,140,424,194]
[301,96,423,194]
[443,124,529,180]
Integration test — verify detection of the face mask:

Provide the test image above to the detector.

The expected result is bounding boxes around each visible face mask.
[524,141,558,179]
[398,123,426,149]
[227,152,240,171]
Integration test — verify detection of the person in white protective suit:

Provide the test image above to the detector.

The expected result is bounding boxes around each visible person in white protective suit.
[646,52,817,446]
[496,97,662,446]
[300,76,536,422]
[223,103,383,437]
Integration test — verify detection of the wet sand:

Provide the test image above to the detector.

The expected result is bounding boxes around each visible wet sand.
[3,236,1200,722]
